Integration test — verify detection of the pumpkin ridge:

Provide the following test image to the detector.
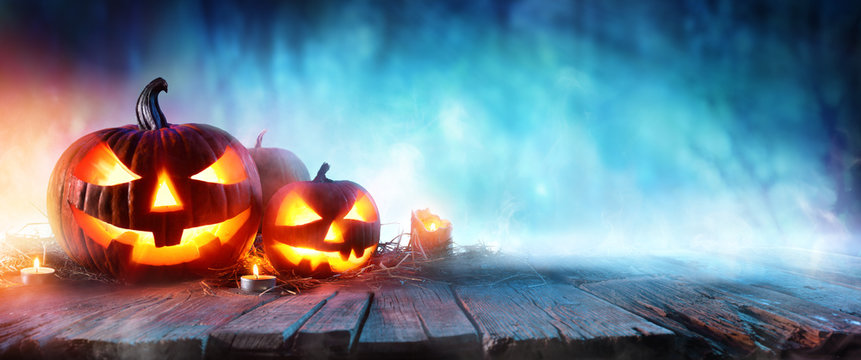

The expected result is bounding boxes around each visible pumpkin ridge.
[182,124,221,173]
[184,126,227,223]
[50,135,99,260]
[109,128,142,175]
[189,124,238,221]
[129,131,157,230]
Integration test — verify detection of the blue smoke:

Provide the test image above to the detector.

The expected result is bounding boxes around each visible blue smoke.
[2,0,859,255]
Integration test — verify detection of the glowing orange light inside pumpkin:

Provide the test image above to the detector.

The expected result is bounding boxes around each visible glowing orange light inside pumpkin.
[253,264,259,279]
[190,146,248,184]
[151,171,183,212]
[276,192,323,226]
[343,194,378,222]
[71,204,252,266]
[74,142,141,186]
[272,243,376,273]
[323,223,343,243]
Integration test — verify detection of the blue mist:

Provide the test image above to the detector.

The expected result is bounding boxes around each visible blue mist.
[2,0,859,255]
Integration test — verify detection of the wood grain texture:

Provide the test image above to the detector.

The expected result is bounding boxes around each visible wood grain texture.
[57,288,270,360]
[291,288,371,357]
[557,252,861,323]
[0,281,270,360]
[646,253,861,318]
[580,276,861,358]
[721,248,861,291]
[205,288,334,357]
[357,281,481,358]
[1,249,859,359]
[0,282,135,359]
[454,282,675,359]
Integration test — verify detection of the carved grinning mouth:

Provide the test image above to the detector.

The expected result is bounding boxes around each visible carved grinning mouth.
[270,243,376,273]
[70,205,251,266]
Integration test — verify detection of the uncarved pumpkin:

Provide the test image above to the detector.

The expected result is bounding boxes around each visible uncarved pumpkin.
[249,130,310,204]
[47,78,262,282]
[248,130,309,232]
[262,163,380,278]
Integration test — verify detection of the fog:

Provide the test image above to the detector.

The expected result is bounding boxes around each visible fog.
[1,0,859,256]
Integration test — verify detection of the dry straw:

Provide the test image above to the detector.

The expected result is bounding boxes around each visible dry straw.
[1,225,502,292]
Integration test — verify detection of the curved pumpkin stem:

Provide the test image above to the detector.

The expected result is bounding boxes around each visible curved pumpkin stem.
[255,129,268,148]
[313,163,332,183]
[136,78,169,130]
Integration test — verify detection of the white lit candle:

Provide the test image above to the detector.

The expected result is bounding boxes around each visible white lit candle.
[240,264,276,293]
[20,257,56,285]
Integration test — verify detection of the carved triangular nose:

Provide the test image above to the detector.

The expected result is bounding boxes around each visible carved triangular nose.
[151,171,183,212]
[324,223,343,243]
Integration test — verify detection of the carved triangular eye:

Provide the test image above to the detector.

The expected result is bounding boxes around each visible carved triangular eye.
[276,192,323,226]
[190,146,247,184]
[74,142,141,186]
[343,194,378,222]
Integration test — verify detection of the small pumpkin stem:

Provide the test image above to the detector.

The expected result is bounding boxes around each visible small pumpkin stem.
[136,78,169,130]
[255,129,268,148]
[313,163,332,182]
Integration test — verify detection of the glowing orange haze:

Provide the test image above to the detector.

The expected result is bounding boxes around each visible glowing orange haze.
[0,37,131,236]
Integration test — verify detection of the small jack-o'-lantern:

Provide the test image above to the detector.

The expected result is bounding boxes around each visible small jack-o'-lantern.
[263,163,380,278]
[47,78,262,282]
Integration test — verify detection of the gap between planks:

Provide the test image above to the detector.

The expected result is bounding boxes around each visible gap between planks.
[0,282,274,360]
[451,281,676,359]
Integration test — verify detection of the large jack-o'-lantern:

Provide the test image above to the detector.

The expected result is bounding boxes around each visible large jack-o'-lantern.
[47,78,262,282]
[263,163,380,278]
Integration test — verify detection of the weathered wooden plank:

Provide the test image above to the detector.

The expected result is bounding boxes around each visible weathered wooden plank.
[404,282,479,349]
[644,253,861,318]
[454,282,674,359]
[0,282,138,359]
[706,279,861,353]
[2,250,857,359]
[554,255,748,357]
[580,276,861,358]
[357,282,481,358]
[48,283,271,360]
[205,288,334,357]
[550,253,861,357]
[290,288,371,357]
[536,256,657,286]
[555,252,861,321]
[0,281,268,360]
[721,248,861,290]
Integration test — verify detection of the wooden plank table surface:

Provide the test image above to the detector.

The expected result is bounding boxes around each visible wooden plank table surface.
[1,248,860,359]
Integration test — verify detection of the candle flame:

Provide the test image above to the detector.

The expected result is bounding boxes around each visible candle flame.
[415,209,449,233]
[253,264,259,279]
[34,257,40,272]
